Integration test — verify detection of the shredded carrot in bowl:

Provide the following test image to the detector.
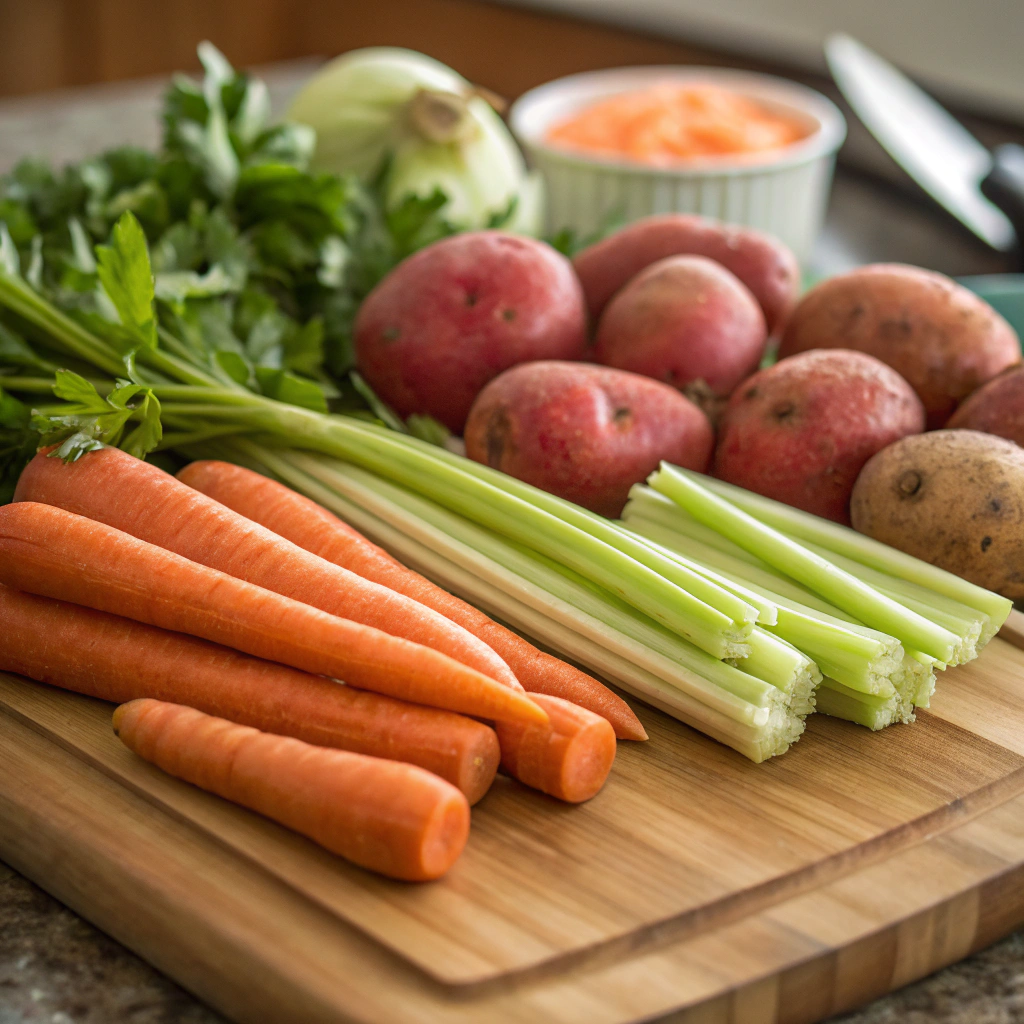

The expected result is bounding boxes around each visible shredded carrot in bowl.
[545,83,810,165]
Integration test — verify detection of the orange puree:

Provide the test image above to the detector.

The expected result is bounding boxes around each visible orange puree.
[546,83,808,164]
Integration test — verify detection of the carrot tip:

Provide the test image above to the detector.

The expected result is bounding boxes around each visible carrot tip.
[618,721,649,742]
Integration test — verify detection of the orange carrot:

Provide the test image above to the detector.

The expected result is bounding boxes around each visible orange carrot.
[0,585,499,803]
[0,502,547,727]
[113,699,470,880]
[494,693,617,803]
[15,448,520,691]
[177,460,648,740]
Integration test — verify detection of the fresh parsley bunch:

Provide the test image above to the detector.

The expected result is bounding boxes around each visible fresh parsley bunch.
[0,43,463,495]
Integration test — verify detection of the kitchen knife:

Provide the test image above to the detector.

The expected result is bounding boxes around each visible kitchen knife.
[825,33,1024,255]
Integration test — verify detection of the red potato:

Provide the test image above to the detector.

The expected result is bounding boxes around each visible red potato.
[714,349,926,524]
[572,213,801,332]
[593,255,768,398]
[777,264,1021,428]
[947,363,1024,445]
[465,360,713,518]
[354,231,588,433]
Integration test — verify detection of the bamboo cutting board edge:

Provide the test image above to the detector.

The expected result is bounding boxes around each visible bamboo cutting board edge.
[2,611,1024,1020]
[3,700,1024,1024]
[4,662,1024,990]
[6,682,1024,995]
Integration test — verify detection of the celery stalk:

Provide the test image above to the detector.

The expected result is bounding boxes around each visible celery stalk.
[624,512,843,617]
[672,469,1013,639]
[622,513,905,695]
[244,410,757,659]
[247,445,795,722]
[611,524,779,626]
[815,680,903,730]
[233,444,808,760]
[734,629,820,717]
[650,465,960,663]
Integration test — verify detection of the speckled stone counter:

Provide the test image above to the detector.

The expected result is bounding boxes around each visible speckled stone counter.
[2,63,1024,1024]
[3,854,1024,1024]
[0,860,222,1024]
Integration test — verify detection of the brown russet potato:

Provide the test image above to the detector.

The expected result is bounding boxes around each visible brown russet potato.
[777,264,1020,428]
[713,349,925,524]
[464,361,713,518]
[354,232,588,433]
[572,213,800,333]
[947,363,1024,446]
[850,430,1024,599]
[593,255,768,399]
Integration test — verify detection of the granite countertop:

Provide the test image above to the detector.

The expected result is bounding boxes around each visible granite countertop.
[1,62,1024,1024]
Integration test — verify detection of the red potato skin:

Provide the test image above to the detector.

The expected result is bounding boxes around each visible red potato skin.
[713,349,926,524]
[947,363,1024,445]
[593,255,768,397]
[572,213,801,333]
[777,264,1021,428]
[354,231,588,433]
[465,360,713,518]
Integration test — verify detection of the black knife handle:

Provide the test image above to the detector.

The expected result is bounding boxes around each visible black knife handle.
[981,144,1024,265]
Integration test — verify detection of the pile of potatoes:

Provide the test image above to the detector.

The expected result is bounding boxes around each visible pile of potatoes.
[353,216,1024,599]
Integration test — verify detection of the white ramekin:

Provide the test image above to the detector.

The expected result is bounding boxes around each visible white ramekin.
[510,67,847,263]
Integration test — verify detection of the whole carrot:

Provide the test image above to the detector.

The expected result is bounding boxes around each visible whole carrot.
[495,693,617,803]
[113,699,470,881]
[177,459,648,740]
[0,585,499,803]
[0,503,547,727]
[15,448,520,691]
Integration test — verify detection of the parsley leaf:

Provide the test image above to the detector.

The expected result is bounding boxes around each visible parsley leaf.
[95,212,158,351]
[33,369,162,461]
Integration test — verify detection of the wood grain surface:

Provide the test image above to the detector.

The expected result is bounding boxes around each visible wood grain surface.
[0,0,761,101]
[3,627,1024,1022]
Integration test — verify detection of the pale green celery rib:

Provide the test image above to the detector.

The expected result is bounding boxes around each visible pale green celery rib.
[612,522,779,626]
[624,512,845,618]
[625,487,765,569]
[338,417,762,634]
[733,629,820,717]
[895,653,935,712]
[238,447,805,762]
[672,468,1013,639]
[814,650,932,731]
[623,515,904,695]
[815,680,903,730]
[631,487,983,666]
[769,607,899,697]
[247,446,789,726]
[650,465,960,663]
[793,538,985,663]
[248,409,754,659]
[642,498,982,664]
[410,438,763,632]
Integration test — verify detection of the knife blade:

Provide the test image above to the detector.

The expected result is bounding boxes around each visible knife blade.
[825,33,1016,252]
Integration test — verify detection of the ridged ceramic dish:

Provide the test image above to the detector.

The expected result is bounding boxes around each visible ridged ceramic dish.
[510,67,847,263]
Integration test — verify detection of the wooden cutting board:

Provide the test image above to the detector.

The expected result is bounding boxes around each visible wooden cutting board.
[4,617,1024,1024]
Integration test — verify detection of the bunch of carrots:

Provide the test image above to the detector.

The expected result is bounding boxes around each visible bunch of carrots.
[0,446,647,881]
